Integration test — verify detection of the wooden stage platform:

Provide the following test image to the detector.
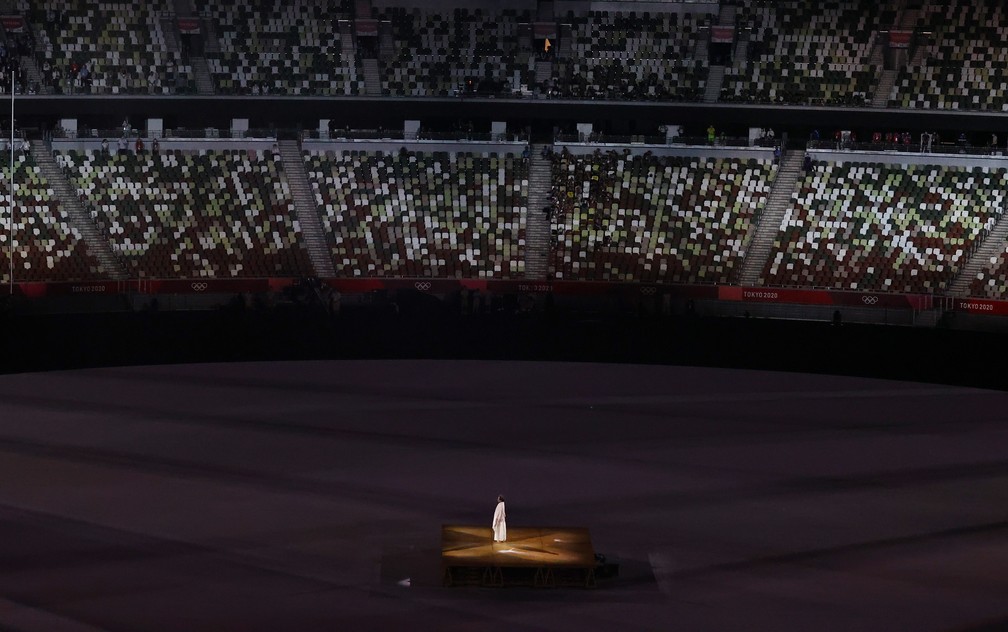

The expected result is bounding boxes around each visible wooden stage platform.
[441,525,598,588]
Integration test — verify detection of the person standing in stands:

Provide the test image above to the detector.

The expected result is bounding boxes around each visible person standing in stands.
[135,137,144,154]
[492,495,507,543]
[151,136,159,156]
[707,124,715,145]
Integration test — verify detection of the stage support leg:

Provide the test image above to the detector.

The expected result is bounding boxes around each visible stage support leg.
[534,567,556,588]
[482,566,503,587]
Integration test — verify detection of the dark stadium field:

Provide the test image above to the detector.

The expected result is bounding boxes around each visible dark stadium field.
[0,359,1005,631]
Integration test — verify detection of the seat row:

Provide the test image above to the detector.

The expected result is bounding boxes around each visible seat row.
[304,149,528,278]
[762,161,1007,293]
[5,147,1008,303]
[548,151,776,284]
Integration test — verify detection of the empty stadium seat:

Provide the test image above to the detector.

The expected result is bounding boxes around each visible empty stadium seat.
[197,0,362,96]
[552,11,709,101]
[57,148,311,279]
[721,0,889,106]
[889,0,1008,111]
[375,7,533,97]
[0,153,107,282]
[29,0,195,95]
[549,150,776,283]
[762,160,1006,292]
[305,148,527,278]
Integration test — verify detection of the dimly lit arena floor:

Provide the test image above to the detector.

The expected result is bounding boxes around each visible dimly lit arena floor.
[0,360,1005,632]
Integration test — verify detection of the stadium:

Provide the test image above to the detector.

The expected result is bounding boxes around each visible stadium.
[0,0,1006,630]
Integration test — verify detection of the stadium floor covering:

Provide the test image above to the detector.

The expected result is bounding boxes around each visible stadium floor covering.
[0,360,1004,632]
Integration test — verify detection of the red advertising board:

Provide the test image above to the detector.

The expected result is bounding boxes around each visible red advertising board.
[0,277,1000,316]
[143,278,286,294]
[0,16,24,33]
[355,18,378,36]
[954,298,1008,316]
[889,30,912,48]
[711,26,735,44]
[719,285,932,309]
[176,17,200,34]
[42,281,126,296]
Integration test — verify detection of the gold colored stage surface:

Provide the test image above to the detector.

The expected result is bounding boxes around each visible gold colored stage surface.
[441,525,597,588]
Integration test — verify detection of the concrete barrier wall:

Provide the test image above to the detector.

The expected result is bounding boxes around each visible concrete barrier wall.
[556,142,776,160]
[302,139,526,155]
[807,148,1008,169]
[52,138,278,153]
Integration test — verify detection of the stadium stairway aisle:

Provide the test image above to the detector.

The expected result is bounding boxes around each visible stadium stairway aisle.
[362,58,381,96]
[191,55,215,95]
[704,65,725,103]
[19,56,47,95]
[525,144,552,280]
[872,68,897,108]
[173,0,194,17]
[718,2,737,25]
[160,16,181,53]
[201,17,221,54]
[534,60,552,86]
[340,21,356,57]
[734,30,750,68]
[694,29,709,63]
[898,5,919,29]
[739,151,803,286]
[278,139,336,277]
[33,142,126,280]
[948,211,1008,296]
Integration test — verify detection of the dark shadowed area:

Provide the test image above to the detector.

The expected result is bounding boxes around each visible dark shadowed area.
[0,360,1004,632]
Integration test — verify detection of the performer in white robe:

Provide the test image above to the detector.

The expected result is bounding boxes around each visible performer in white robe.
[492,495,507,542]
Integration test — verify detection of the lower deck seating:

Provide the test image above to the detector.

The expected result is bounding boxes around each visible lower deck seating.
[969,242,1008,298]
[57,147,311,279]
[305,149,527,278]
[0,153,106,283]
[549,150,776,283]
[762,160,1007,293]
